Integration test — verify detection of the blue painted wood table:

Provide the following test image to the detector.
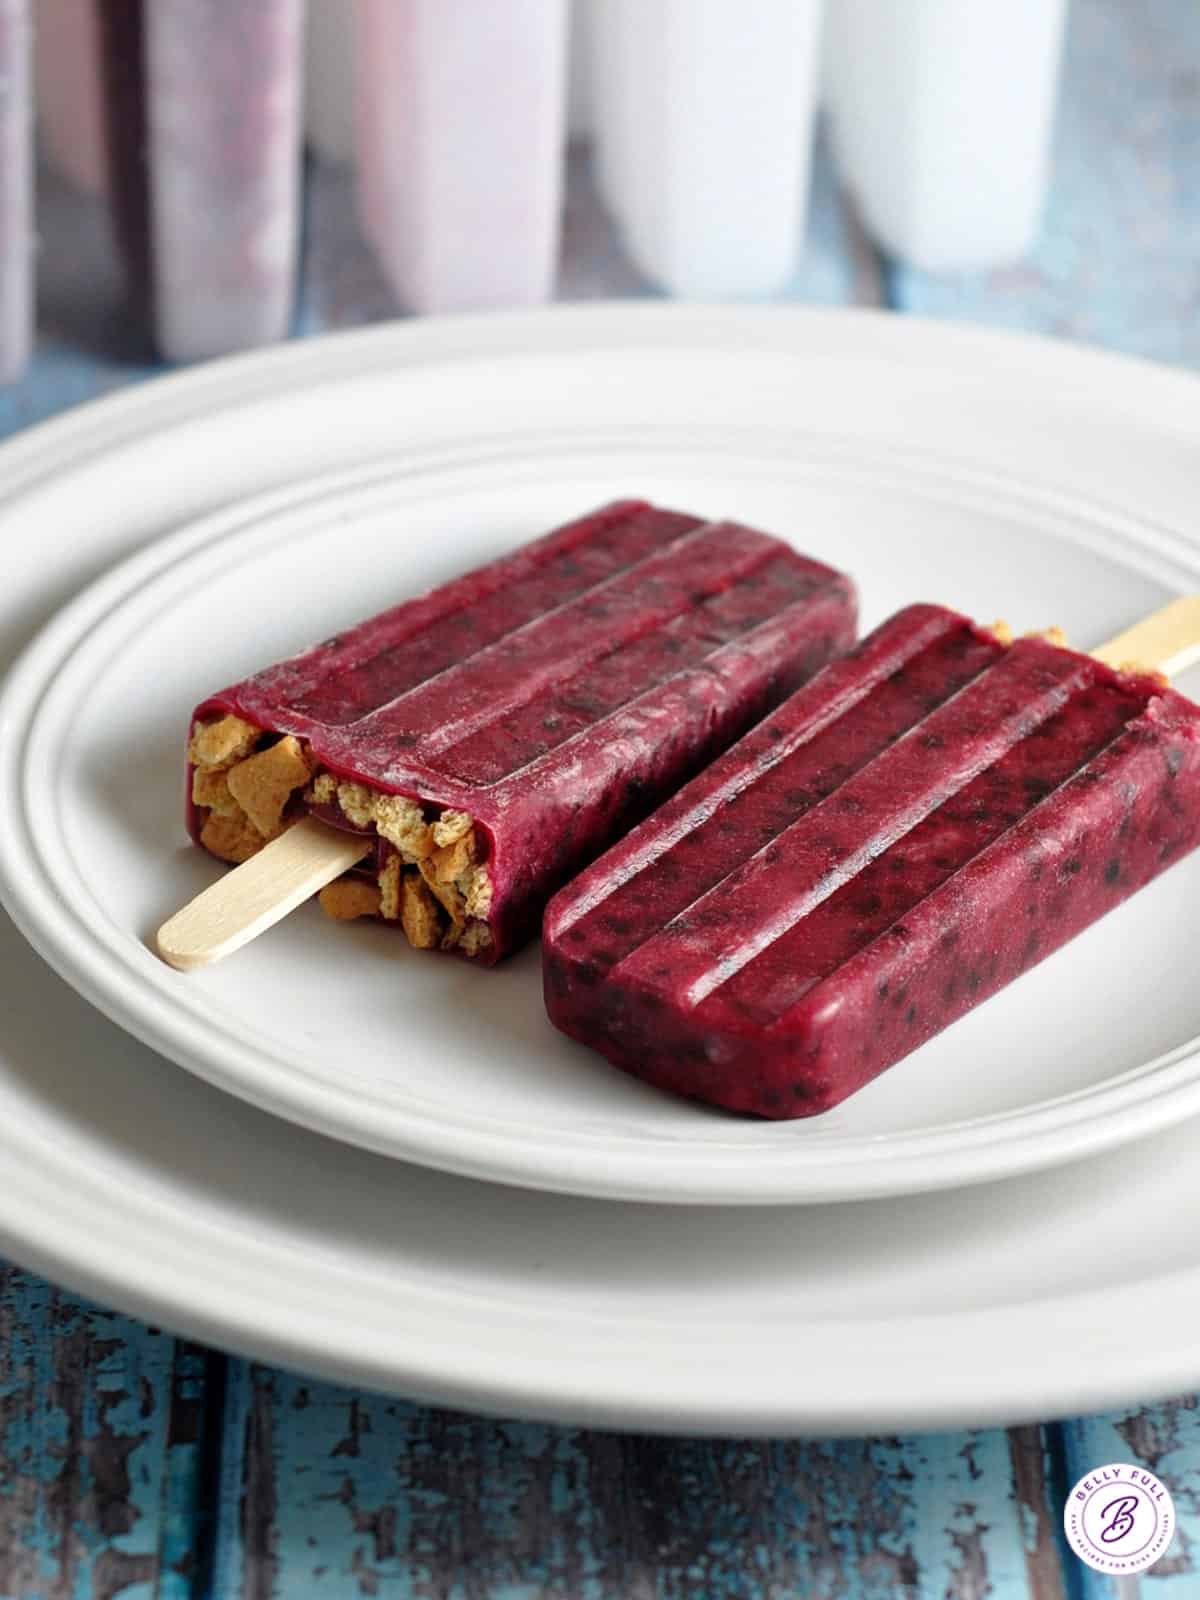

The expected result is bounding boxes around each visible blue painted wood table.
[3,2,1199,1593]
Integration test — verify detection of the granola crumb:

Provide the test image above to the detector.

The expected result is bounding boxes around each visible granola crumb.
[988,620,1014,647]
[1026,625,1068,649]
[429,831,475,885]
[192,766,240,817]
[460,922,493,958]
[200,809,265,864]
[432,809,473,847]
[336,780,377,830]
[374,793,433,859]
[419,858,466,926]
[318,878,382,921]
[308,772,337,806]
[379,855,402,921]
[226,735,314,838]
[1118,659,1169,689]
[196,747,495,953]
[400,872,443,949]
[189,714,261,770]
[463,867,493,919]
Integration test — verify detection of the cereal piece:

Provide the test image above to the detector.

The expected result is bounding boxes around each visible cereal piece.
[464,866,493,919]
[200,810,264,864]
[318,878,382,920]
[429,831,476,885]
[227,736,314,838]
[191,766,240,817]
[400,872,443,949]
[189,714,260,770]
[373,793,432,859]
[307,772,338,806]
[419,859,466,925]
[988,619,1014,647]
[379,855,402,921]
[336,780,377,829]
[432,809,473,847]
[460,922,493,958]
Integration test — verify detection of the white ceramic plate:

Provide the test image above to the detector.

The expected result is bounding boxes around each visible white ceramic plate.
[3,306,1200,1431]
[4,307,1200,1207]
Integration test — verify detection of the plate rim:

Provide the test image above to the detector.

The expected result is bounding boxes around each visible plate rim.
[2,304,1200,1429]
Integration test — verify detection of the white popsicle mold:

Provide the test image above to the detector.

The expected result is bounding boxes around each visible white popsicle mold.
[587,0,641,231]
[565,0,592,140]
[35,0,106,194]
[355,0,568,313]
[588,0,825,299]
[305,0,356,165]
[145,0,304,361]
[825,0,1068,271]
[0,0,31,382]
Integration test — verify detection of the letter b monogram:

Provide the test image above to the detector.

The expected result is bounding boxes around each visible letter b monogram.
[1100,1495,1139,1544]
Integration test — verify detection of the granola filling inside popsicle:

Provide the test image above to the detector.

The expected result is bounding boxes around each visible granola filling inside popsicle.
[183,500,857,964]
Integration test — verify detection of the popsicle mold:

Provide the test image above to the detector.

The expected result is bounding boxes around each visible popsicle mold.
[355,0,568,311]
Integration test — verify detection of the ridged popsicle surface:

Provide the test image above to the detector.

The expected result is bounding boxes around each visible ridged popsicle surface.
[544,604,1200,1110]
[188,500,857,960]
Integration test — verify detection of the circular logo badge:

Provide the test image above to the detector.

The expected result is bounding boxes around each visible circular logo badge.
[1064,1463,1175,1575]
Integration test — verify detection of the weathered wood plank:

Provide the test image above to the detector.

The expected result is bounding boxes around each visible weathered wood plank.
[212,1365,1065,1599]
[0,1265,218,1600]
[885,0,1200,368]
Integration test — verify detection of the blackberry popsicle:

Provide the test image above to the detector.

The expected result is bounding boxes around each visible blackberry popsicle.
[543,598,1200,1117]
[158,501,856,969]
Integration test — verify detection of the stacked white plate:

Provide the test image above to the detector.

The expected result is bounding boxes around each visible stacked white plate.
[2,305,1200,1434]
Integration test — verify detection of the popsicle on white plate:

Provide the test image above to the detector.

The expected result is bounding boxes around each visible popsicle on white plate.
[545,600,1200,1117]
[161,501,856,969]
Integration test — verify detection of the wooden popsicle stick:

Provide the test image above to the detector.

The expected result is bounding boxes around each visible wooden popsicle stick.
[1092,594,1200,677]
[156,817,370,972]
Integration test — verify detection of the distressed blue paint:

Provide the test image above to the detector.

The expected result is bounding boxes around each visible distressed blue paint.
[887,0,1200,371]
[157,1345,223,1600]
[210,1366,1060,1599]
[0,1273,177,1598]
